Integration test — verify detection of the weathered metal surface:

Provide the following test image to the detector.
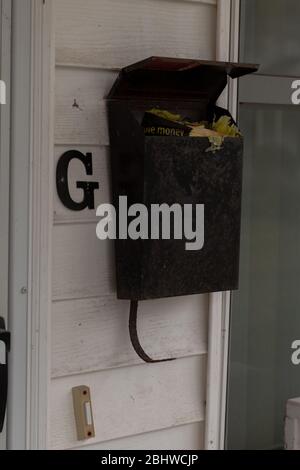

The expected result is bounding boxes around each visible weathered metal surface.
[106,57,255,300]
[108,102,243,300]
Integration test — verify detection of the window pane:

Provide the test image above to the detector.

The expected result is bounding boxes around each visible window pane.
[241,0,300,76]
[227,104,300,449]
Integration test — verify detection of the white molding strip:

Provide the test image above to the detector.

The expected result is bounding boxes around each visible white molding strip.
[8,0,32,449]
[216,0,231,70]
[8,0,54,449]
[157,0,217,3]
[27,0,54,450]
[0,0,12,450]
[228,0,240,120]
[8,0,54,450]
[219,0,240,449]
[205,0,240,450]
[205,293,223,449]
[182,0,217,4]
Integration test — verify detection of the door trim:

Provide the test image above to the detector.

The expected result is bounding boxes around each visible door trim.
[27,0,54,450]
[205,0,240,450]
[8,0,54,449]
[0,0,12,450]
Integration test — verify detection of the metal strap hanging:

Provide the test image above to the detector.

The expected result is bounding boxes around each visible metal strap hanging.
[128,300,175,363]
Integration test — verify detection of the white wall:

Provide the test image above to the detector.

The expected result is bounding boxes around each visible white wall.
[51,0,217,450]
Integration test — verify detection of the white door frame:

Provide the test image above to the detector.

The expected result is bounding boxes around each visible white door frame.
[205,0,240,450]
[0,0,11,450]
[6,0,54,449]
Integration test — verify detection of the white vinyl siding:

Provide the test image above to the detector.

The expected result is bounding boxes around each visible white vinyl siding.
[51,0,217,450]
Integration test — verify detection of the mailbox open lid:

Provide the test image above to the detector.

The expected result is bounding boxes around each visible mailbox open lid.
[106,57,258,301]
[107,56,258,105]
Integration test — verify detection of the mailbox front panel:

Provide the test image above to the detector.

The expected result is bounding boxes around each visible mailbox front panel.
[140,136,243,299]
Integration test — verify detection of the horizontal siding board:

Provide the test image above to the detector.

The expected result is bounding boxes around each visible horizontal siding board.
[55,68,116,146]
[54,145,110,224]
[50,355,206,449]
[74,422,205,450]
[52,223,115,300]
[51,293,208,377]
[55,0,216,69]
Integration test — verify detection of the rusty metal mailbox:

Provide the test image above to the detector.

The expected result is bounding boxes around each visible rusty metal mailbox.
[107,57,258,301]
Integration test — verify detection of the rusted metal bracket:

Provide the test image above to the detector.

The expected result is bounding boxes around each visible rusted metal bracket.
[128,300,175,364]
